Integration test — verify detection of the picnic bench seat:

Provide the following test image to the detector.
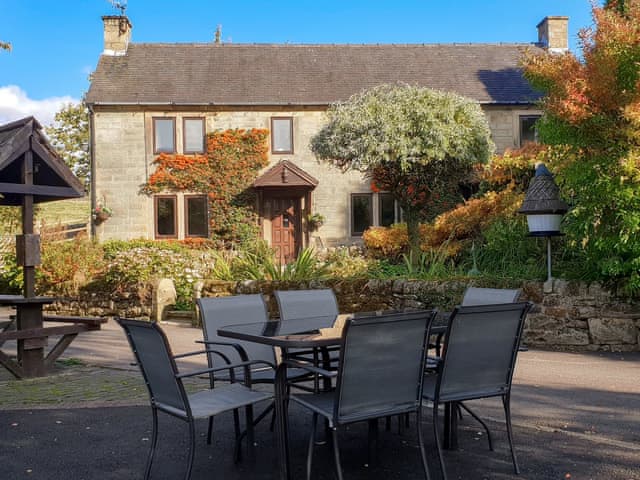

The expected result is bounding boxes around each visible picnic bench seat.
[0,314,107,378]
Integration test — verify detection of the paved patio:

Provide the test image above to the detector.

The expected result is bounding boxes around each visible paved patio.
[1,315,639,479]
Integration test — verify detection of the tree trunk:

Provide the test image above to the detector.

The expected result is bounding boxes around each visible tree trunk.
[405,206,421,267]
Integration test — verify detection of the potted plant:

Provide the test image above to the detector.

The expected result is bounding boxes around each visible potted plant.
[307,212,325,232]
[92,203,113,224]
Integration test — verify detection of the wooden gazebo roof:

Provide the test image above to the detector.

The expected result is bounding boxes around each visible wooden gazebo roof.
[0,116,84,205]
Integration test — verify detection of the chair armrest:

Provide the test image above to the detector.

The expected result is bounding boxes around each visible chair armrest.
[176,360,275,388]
[196,339,250,362]
[174,348,234,368]
[282,359,338,378]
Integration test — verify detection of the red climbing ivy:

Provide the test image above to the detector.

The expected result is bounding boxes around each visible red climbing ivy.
[141,129,269,244]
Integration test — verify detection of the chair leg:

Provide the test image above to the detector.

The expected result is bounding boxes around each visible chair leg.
[367,419,378,466]
[185,418,196,480]
[245,405,256,461]
[503,394,520,474]
[306,413,318,480]
[458,402,493,451]
[233,409,242,463]
[144,407,159,480]
[416,409,432,480]
[432,402,448,480]
[206,416,214,445]
[330,427,344,480]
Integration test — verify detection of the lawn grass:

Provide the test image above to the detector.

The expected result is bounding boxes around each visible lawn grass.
[37,198,90,226]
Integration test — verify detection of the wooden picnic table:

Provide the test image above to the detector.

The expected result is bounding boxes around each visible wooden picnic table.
[0,295,106,378]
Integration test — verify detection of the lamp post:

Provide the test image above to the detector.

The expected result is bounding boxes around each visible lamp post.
[518,163,568,287]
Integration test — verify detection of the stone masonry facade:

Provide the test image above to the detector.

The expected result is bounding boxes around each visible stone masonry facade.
[93,105,540,246]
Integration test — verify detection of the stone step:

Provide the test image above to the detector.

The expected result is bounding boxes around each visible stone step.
[162,310,195,327]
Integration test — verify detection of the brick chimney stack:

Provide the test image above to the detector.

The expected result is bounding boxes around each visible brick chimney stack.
[537,16,569,53]
[102,16,132,56]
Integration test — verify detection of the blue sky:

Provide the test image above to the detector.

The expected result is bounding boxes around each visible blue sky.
[0,0,597,125]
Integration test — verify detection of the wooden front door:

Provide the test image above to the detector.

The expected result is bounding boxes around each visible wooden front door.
[270,197,298,264]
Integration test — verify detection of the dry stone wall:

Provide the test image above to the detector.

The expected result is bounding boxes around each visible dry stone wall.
[46,278,640,351]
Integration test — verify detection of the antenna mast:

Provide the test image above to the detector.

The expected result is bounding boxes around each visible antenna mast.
[109,0,128,16]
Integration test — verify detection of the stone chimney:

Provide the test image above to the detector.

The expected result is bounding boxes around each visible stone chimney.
[102,15,132,56]
[537,16,569,53]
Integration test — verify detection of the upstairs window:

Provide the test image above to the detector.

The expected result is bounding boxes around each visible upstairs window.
[519,115,540,146]
[271,117,293,154]
[183,118,205,154]
[153,117,176,153]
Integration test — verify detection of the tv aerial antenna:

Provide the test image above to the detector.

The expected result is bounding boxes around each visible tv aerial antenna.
[108,0,128,16]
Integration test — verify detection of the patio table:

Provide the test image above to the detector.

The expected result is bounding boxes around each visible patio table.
[218,315,338,480]
[218,313,449,480]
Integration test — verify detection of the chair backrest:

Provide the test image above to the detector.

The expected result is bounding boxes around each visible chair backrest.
[274,289,339,326]
[197,295,276,367]
[461,287,521,306]
[437,302,532,403]
[117,318,189,416]
[334,310,435,423]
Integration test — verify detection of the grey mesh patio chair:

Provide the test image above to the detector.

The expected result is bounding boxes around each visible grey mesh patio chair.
[274,288,340,322]
[288,309,437,480]
[117,318,273,480]
[197,295,312,443]
[461,287,521,306]
[431,287,522,356]
[274,289,341,389]
[423,302,532,480]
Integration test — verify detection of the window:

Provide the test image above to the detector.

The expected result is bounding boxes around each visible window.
[271,117,293,154]
[183,118,205,154]
[155,195,177,238]
[519,115,540,146]
[350,192,400,236]
[153,117,176,153]
[185,195,208,237]
[351,194,372,236]
[378,193,396,227]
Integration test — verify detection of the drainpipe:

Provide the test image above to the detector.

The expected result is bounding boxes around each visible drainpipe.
[87,103,96,239]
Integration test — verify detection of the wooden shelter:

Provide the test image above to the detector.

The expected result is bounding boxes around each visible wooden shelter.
[0,116,103,378]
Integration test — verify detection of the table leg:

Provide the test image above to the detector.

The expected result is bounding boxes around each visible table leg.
[443,402,459,450]
[275,362,290,480]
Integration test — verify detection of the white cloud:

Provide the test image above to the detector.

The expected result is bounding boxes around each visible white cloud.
[0,85,79,126]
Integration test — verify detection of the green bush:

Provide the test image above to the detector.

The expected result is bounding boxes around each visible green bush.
[103,242,216,310]
[470,217,546,280]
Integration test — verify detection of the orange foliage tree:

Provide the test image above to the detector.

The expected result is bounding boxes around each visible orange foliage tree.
[141,129,269,243]
[523,0,640,293]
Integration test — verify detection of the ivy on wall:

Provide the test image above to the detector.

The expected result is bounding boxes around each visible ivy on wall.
[141,129,269,244]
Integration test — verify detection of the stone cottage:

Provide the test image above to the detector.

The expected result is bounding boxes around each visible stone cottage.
[85,14,568,261]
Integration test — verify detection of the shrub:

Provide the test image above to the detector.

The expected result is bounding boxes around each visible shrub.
[103,242,216,309]
[363,223,410,260]
[324,247,371,279]
[39,238,106,294]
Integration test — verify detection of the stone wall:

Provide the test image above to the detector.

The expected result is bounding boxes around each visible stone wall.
[196,278,640,352]
[45,286,152,319]
[48,278,640,351]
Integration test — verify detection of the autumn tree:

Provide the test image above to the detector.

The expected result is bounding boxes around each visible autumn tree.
[311,84,493,262]
[523,0,640,293]
[46,103,90,189]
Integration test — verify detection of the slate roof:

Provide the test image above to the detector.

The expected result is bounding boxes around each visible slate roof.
[86,43,542,106]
